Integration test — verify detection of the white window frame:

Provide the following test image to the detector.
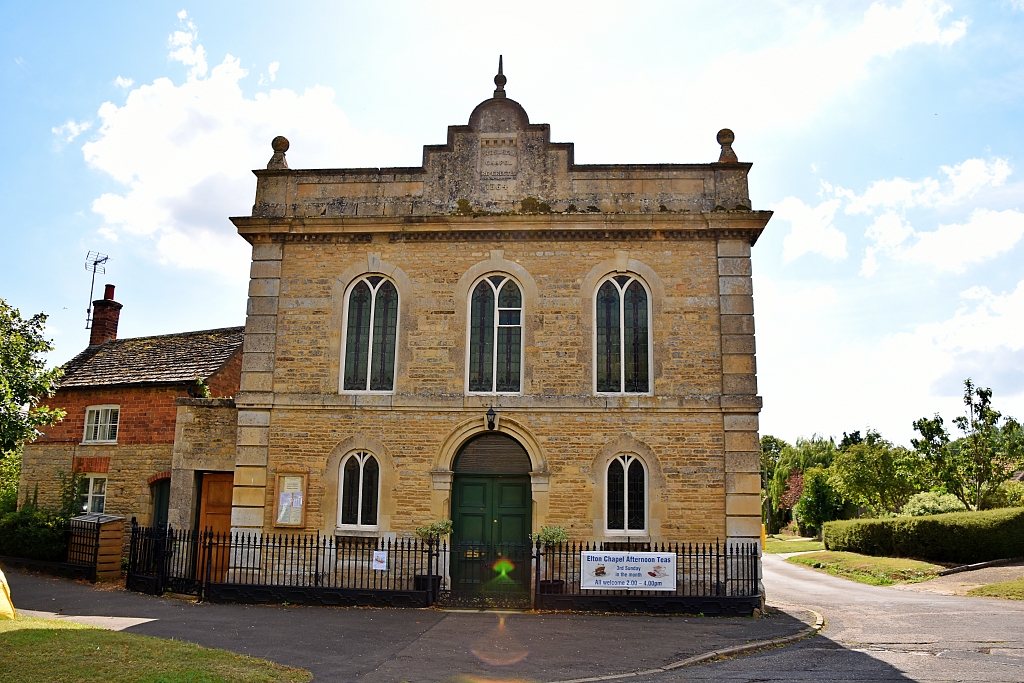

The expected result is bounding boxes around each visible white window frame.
[82,405,120,444]
[593,274,654,396]
[336,451,381,531]
[604,454,648,536]
[339,275,400,395]
[465,273,524,396]
[78,474,108,514]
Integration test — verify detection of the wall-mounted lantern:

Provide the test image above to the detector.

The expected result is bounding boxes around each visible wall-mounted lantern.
[486,406,497,430]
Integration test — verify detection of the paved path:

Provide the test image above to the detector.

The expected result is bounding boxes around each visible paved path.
[2,564,812,682]
[633,555,1024,682]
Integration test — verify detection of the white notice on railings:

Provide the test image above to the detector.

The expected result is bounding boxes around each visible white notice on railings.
[372,551,388,571]
[580,551,676,591]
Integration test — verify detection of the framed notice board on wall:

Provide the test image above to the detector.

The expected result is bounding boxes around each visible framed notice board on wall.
[275,473,307,527]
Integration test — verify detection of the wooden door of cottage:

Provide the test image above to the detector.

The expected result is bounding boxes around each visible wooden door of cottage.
[450,433,532,596]
[197,471,234,582]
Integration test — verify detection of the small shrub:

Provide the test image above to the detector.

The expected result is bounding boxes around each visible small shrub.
[990,481,1024,509]
[0,505,67,561]
[414,520,453,541]
[530,525,569,545]
[824,508,1024,564]
[901,491,967,516]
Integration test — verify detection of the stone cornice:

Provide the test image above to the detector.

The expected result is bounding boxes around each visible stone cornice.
[232,211,772,245]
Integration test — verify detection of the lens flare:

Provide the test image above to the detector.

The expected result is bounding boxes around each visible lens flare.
[493,558,515,580]
[470,613,529,666]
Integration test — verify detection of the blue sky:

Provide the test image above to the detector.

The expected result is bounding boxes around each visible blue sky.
[2,1,1022,444]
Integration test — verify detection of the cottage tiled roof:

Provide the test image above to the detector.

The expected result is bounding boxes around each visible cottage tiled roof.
[59,327,244,388]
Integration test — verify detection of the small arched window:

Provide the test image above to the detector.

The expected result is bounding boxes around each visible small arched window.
[339,451,379,528]
[343,276,398,392]
[606,454,646,534]
[468,275,522,393]
[595,275,650,393]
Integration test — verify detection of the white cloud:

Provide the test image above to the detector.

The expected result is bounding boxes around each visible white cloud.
[757,276,1024,443]
[904,209,1024,272]
[80,15,406,282]
[168,12,207,80]
[771,196,848,262]
[687,1,967,137]
[114,76,134,89]
[52,119,92,143]
[842,157,1009,214]
[268,62,279,82]
[942,157,1012,201]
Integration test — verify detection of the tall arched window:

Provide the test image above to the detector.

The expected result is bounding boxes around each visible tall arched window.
[343,276,398,392]
[468,275,522,393]
[339,451,380,528]
[606,454,646,533]
[595,275,650,393]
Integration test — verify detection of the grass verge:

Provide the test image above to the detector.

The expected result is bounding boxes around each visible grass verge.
[0,616,312,683]
[764,536,824,554]
[967,577,1024,600]
[787,551,942,586]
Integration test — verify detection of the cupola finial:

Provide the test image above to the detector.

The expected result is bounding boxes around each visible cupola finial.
[493,55,506,98]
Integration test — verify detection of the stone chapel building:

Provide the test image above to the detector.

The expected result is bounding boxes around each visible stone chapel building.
[165,62,773,552]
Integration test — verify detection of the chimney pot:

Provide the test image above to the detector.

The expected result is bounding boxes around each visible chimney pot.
[90,284,123,346]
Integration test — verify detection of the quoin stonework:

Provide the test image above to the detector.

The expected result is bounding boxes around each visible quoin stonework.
[22,60,770,576]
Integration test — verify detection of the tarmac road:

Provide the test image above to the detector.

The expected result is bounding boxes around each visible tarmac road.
[637,554,1024,682]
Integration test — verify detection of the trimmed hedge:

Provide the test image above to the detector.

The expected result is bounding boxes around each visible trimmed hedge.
[823,508,1024,564]
[0,507,67,562]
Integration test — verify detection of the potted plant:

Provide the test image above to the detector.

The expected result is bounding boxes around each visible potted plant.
[531,525,569,594]
[413,520,452,593]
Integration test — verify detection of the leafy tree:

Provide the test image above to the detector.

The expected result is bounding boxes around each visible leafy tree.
[760,435,789,529]
[0,445,20,515]
[796,467,845,535]
[769,435,837,518]
[0,300,65,454]
[912,379,1024,510]
[830,430,927,514]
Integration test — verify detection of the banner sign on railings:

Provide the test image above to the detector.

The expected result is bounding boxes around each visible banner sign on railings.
[372,551,388,570]
[580,551,676,590]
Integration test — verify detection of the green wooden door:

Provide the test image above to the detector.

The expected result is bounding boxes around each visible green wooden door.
[451,474,532,593]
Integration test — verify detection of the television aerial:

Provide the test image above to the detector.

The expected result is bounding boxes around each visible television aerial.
[84,251,110,329]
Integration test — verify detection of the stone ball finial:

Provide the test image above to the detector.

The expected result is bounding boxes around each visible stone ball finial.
[716,128,738,163]
[268,136,290,170]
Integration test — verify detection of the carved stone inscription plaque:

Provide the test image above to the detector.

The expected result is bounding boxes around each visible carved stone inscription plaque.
[479,137,518,179]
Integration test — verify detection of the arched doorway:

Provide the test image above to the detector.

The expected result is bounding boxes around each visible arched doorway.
[450,432,532,597]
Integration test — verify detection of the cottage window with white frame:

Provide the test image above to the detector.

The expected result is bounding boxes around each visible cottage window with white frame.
[338,451,380,529]
[468,274,522,393]
[342,276,399,392]
[83,406,119,443]
[595,275,650,393]
[77,475,107,514]
[606,454,646,534]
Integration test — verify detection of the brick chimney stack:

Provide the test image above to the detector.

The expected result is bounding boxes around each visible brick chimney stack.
[89,284,122,346]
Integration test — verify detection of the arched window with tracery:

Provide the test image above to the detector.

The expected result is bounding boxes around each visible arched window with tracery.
[339,451,380,529]
[343,276,398,392]
[606,454,646,533]
[595,274,650,393]
[468,274,522,393]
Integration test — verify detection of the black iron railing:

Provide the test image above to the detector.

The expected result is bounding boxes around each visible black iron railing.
[65,519,102,569]
[126,525,760,614]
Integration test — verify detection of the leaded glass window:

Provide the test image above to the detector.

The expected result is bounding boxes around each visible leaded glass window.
[606,455,646,533]
[343,276,398,392]
[468,275,522,393]
[339,451,379,528]
[595,275,649,393]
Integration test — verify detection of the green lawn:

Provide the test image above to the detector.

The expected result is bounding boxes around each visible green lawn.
[787,551,942,586]
[764,536,824,554]
[0,616,312,683]
[967,577,1024,600]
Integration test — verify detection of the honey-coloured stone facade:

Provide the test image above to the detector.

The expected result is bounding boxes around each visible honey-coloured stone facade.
[224,66,771,552]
